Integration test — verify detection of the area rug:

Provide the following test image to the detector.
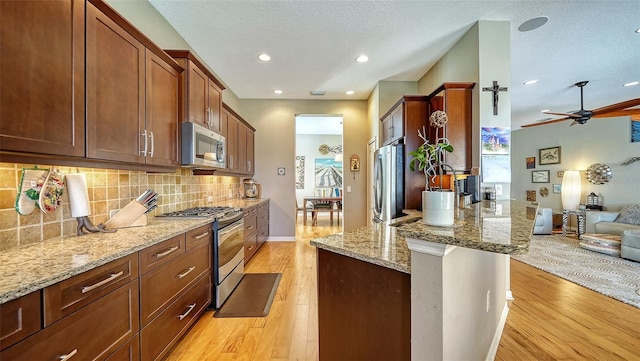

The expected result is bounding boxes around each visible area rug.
[512,235,640,308]
[214,273,281,318]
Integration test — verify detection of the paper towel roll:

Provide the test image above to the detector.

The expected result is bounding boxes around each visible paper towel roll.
[66,173,91,217]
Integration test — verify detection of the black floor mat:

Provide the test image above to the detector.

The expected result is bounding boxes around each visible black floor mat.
[214,273,282,318]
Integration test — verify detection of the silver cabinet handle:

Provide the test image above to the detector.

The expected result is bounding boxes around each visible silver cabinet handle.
[178,303,197,320]
[206,107,212,127]
[176,266,196,279]
[81,271,124,294]
[154,246,179,258]
[194,231,209,240]
[59,349,78,361]
[247,160,252,172]
[149,131,154,157]
[140,129,148,156]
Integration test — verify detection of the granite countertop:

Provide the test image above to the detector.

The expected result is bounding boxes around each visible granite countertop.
[0,198,269,304]
[309,212,422,274]
[310,200,536,274]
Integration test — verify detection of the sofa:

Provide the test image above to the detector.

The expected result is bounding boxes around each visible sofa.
[533,207,552,235]
[585,205,640,236]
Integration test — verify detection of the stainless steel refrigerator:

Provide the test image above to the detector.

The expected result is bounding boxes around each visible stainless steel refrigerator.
[373,143,404,222]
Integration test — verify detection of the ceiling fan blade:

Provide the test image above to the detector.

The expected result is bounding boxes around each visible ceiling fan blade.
[542,111,581,118]
[592,108,640,118]
[521,116,570,128]
[592,98,640,115]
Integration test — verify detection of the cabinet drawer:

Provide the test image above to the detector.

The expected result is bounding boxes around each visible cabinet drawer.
[2,279,139,361]
[43,253,138,326]
[105,333,140,361]
[0,291,41,351]
[186,224,212,251]
[139,234,186,274]
[244,233,258,261]
[257,224,269,246]
[140,243,211,326]
[140,273,211,361]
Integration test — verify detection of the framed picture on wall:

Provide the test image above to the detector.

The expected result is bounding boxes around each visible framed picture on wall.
[532,170,550,183]
[526,157,535,169]
[539,146,561,165]
[553,184,562,193]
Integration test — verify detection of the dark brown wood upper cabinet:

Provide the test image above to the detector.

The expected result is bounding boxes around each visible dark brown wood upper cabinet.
[0,0,85,157]
[86,1,181,167]
[145,49,181,167]
[427,82,475,173]
[86,2,146,163]
[165,50,225,134]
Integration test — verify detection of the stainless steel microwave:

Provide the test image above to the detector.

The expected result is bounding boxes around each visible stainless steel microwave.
[181,122,226,168]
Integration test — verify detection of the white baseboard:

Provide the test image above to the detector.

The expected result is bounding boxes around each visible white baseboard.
[485,301,510,361]
[266,236,296,242]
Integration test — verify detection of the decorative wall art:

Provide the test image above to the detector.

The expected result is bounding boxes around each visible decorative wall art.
[314,158,343,188]
[526,190,536,202]
[532,170,550,183]
[585,163,612,184]
[482,155,511,183]
[526,157,535,169]
[295,156,305,189]
[539,187,549,197]
[539,146,561,165]
[553,184,562,193]
[632,120,640,142]
[481,127,510,154]
[557,171,564,178]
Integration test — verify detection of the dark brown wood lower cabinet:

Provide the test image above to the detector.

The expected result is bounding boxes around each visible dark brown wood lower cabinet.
[106,333,140,361]
[140,273,212,361]
[1,280,139,361]
[317,249,411,361]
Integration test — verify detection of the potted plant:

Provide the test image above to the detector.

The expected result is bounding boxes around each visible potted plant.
[408,110,457,226]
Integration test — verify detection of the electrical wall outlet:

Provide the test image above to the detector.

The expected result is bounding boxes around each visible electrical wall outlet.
[495,184,503,196]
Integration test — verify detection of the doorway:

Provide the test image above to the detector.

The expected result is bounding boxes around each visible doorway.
[294,114,344,236]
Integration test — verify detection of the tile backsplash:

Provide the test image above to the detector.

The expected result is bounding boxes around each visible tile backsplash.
[0,163,242,251]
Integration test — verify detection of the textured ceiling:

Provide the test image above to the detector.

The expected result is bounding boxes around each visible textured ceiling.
[148,0,640,129]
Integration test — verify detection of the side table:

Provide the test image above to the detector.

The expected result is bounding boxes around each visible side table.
[562,209,586,239]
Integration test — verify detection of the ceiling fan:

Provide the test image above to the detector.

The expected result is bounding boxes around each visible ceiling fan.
[522,81,640,128]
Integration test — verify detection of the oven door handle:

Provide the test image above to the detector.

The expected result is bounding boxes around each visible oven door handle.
[218,221,244,244]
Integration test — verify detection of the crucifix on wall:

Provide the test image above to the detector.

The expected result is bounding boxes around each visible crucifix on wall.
[482,81,508,115]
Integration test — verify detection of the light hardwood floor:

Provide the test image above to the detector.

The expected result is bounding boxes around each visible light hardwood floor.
[166,214,640,360]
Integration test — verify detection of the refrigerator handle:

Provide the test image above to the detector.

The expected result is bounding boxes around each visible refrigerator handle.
[373,153,383,216]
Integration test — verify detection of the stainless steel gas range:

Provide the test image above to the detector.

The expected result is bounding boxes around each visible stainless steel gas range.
[157,206,244,308]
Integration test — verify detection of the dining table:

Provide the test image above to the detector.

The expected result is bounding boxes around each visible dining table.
[302,196,342,225]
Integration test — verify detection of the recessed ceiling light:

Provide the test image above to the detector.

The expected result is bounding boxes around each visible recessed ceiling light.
[258,53,271,62]
[273,89,283,94]
[355,55,368,63]
[635,27,640,33]
[624,81,639,87]
[345,90,354,95]
[518,16,549,32]
[523,80,538,85]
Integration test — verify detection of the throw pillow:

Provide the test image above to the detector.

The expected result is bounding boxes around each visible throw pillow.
[615,204,640,225]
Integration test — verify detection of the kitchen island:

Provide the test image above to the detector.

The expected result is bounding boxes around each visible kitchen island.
[310,200,536,361]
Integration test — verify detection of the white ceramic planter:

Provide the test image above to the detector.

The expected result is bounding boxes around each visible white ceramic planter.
[422,191,455,226]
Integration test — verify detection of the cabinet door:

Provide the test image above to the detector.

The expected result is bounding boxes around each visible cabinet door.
[0,0,85,157]
[186,62,208,128]
[86,2,145,163]
[0,291,41,351]
[246,129,255,174]
[146,49,180,167]
[208,80,222,133]
[381,106,402,145]
[220,107,228,139]
[226,114,239,172]
[237,123,248,174]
